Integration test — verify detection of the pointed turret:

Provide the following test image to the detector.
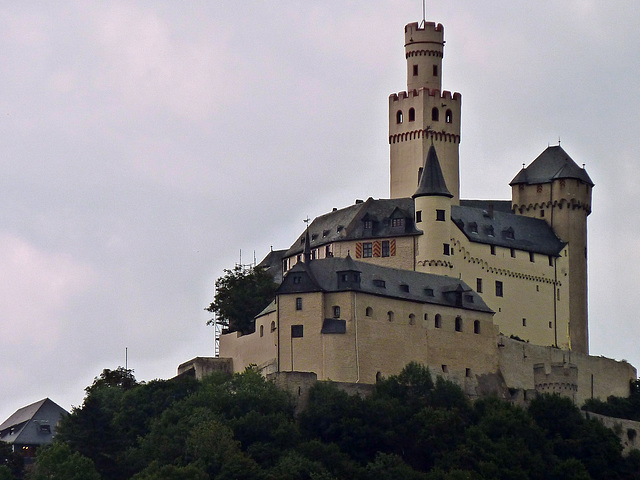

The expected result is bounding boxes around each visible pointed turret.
[413,144,453,198]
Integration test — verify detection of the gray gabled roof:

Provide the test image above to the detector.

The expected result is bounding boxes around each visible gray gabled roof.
[460,199,512,213]
[413,145,453,198]
[0,398,68,446]
[285,198,420,257]
[451,205,566,256]
[510,145,594,186]
[257,249,287,284]
[278,257,493,313]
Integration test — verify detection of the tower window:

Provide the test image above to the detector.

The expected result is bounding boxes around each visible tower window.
[413,64,418,76]
[408,108,415,122]
[291,325,303,338]
[529,252,535,262]
[296,297,303,310]
[260,325,264,337]
[433,65,438,76]
[366,306,373,317]
[490,245,496,255]
[495,281,503,297]
[333,306,341,318]
[455,316,462,332]
[443,243,450,255]
[510,248,516,258]
[522,318,527,327]
[387,311,394,322]
[445,109,452,123]
[431,107,439,121]
[396,110,403,124]
[436,209,445,221]
[435,314,441,328]
[474,320,480,334]
[476,278,483,293]
[416,210,422,223]
[548,255,553,266]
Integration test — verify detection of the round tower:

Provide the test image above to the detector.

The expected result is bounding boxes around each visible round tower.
[413,145,454,274]
[510,146,593,354]
[389,22,461,202]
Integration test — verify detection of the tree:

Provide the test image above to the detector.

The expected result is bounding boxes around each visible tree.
[28,443,100,480]
[206,265,277,334]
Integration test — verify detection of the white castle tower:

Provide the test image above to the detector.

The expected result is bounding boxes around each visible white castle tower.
[389,22,461,201]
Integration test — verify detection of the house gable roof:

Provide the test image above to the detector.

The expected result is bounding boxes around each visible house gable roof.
[0,398,68,446]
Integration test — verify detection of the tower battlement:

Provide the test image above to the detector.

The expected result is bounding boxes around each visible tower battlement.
[389,89,461,102]
[404,21,444,42]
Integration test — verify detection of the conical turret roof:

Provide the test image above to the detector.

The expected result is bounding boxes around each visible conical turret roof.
[413,145,453,198]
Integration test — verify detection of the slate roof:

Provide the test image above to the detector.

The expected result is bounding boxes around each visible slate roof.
[413,145,453,198]
[278,256,493,314]
[451,205,565,256]
[285,198,420,257]
[510,145,594,186]
[0,398,68,447]
[459,199,512,213]
[257,248,287,284]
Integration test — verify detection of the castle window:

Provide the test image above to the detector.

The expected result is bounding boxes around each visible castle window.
[413,64,418,76]
[293,275,301,284]
[363,220,372,229]
[490,245,496,255]
[443,243,450,255]
[537,185,543,193]
[387,311,394,322]
[391,218,404,228]
[363,242,373,258]
[326,245,332,258]
[400,284,410,293]
[424,313,428,321]
[436,209,445,221]
[486,225,494,237]
[476,278,482,293]
[455,316,462,332]
[260,325,264,337]
[474,320,480,334]
[333,306,341,318]
[540,209,545,217]
[382,240,390,257]
[373,279,386,288]
[522,318,527,327]
[557,289,561,301]
[396,110,403,124]
[296,297,303,310]
[424,288,434,297]
[445,109,452,123]
[548,255,553,266]
[418,167,423,185]
[510,248,516,258]
[495,281,503,297]
[366,306,373,317]
[291,325,303,338]
[409,314,415,325]
[441,364,448,373]
[529,252,535,262]
[549,321,552,329]
[409,108,415,122]
[466,368,472,378]
[469,222,478,234]
[270,321,276,332]
[416,210,422,223]
[435,314,441,328]
[431,107,439,121]
[433,65,438,76]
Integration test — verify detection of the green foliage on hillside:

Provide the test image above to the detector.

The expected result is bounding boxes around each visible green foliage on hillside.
[583,380,640,422]
[28,364,640,480]
[206,265,278,334]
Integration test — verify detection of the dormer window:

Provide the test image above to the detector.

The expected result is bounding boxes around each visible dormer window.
[424,288,434,297]
[400,284,409,293]
[391,218,403,228]
[373,279,386,288]
[485,225,494,237]
[363,220,372,229]
[502,227,514,240]
[469,222,478,234]
[311,234,318,240]
[293,275,302,284]
[322,230,329,238]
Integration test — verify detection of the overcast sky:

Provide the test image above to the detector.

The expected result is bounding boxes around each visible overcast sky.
[1,1,639,421]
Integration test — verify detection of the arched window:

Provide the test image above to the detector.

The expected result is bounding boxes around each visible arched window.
[366,306,373,317]
[408,108,415,122]
[396,110,403,124]
[445,109,453,123]
[260,325,264,337]
[474,320,480,334]
[431,107,439,121]
[455,316,462,332]
[435,314,441,328]
[387,311,394,322]
[409,314,415,325]
[270,321,276,332]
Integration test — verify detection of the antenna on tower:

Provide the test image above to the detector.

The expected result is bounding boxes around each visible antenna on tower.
[421,0,427,27]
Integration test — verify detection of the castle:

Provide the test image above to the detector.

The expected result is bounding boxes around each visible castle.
[206,19,636,405]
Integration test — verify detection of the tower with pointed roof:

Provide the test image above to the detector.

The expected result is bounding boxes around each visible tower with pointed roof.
[510,145,593,353]
[413,144,454,274]
[389,22,462,201]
